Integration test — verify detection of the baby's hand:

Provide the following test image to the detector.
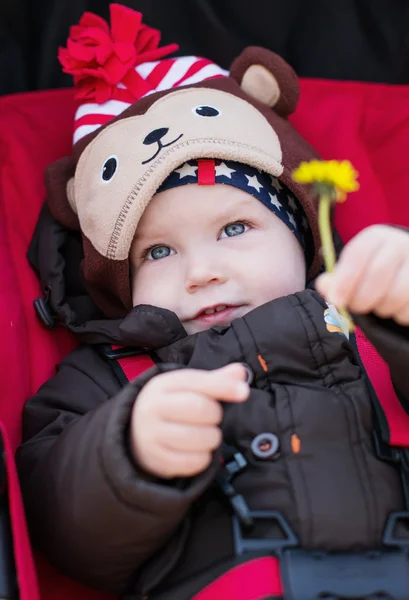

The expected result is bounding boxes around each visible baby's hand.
[130,364,249,479]
[316,225,409,325]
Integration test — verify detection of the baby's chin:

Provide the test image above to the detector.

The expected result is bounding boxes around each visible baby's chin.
[183,320,231,336]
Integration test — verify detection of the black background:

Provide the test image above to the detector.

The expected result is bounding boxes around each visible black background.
[0,0,408,96]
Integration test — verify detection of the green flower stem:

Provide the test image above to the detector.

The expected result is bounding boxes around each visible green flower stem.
[318,190,354,333]
[318,192,336,273]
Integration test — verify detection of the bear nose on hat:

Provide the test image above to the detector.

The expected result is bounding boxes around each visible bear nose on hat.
[143,127,169,145]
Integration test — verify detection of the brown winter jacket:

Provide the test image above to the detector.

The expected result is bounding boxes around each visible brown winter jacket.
[16,209,409,598]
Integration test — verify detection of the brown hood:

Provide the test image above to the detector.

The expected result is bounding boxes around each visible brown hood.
[43,47,322,320]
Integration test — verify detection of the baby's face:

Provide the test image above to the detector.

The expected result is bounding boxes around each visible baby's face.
[131,184,306,335]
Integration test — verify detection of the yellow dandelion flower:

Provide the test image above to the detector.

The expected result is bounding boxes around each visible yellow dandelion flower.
[292,159,359,202]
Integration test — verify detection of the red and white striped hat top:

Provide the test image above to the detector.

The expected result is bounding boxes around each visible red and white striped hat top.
[58,4,228,145]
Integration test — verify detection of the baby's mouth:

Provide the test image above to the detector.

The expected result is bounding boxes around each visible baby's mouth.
[200,304,229,316]
[189,304,246,326]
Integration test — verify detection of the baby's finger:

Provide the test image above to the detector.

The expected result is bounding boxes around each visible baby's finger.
[372,260,409,320]
[315,272,333,299]
[160,365,250,403]
[156,422,222,453]
[325,232,386,306]
[394,301,409,326]
[345,242,404,314]
[151,447,213,478]
[159,392,223,425]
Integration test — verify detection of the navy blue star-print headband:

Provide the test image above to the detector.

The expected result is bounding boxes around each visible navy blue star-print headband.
[157,159,309,251]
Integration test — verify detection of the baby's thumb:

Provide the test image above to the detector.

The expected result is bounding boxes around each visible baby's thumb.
[315,272,333,299]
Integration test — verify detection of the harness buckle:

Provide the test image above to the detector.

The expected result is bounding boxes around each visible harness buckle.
[216,447,253,528]
[233,509,409,599]
[373,430,401,463]
[232,510,298,556]
[383,512,409,549]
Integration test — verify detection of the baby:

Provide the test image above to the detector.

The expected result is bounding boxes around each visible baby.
[16,7,409,599]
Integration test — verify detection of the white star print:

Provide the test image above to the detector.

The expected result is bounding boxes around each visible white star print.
[288,213,297,228]
[215,162,236,178]
[301,216,309,231]
[246,174,263,192]
[271,176,283,191]
[175,162,198,178]
[287,195,298,213]
[268,192,282,210]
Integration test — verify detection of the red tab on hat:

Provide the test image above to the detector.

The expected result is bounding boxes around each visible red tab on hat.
[198,160,216,185]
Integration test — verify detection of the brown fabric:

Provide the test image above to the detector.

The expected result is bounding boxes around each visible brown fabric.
[45,156,79,231]
[45,48,323,318]
[229,46,300,117]
[81,236,133,318]
[16,289,409,597]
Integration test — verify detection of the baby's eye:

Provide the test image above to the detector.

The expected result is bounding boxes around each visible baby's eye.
[145,245,174,261]
[220,222,249,238]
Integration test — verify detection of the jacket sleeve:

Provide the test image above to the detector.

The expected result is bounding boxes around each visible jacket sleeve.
[15,346,219,594]
[354,313,409,407]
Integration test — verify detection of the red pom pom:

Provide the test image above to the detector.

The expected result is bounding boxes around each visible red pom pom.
[58,3,178,104]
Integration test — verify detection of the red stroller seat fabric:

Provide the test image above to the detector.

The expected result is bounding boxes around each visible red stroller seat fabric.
[0,79,408,599]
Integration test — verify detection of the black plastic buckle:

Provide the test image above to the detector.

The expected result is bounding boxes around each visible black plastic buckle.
[280,547,409,600]
[383,512,409,549]
[33,286,56,329]
[232,510,298,555]
[373,430,401,464]
[217,447,253,528]
[372,432,409,509]
[223,448,247,477]
[102,346,145,360]
[233,510,409,599]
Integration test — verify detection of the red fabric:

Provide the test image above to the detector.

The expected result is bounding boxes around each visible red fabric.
[173,58,213,87]
[112,347,155,380]
[75,113,119,128]
[0,89,112,600]
[355,328,409,447]
[0,78,408,599]
[59,4,178,103]
[290,79,409,242]
[198,159,216,185]
[192,557,282,600]
[146,58,177,89]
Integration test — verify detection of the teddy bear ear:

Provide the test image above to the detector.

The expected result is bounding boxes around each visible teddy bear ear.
[229,47,300,117]
[44,156,80,230]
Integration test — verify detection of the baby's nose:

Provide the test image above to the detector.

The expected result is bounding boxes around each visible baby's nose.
[143,127,169,145]
[185,260,227,292]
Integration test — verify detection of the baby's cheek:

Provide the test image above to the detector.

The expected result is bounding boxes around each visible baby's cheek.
[131,266,178,311]
[131,268,155,307]
[249,253,305,302]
